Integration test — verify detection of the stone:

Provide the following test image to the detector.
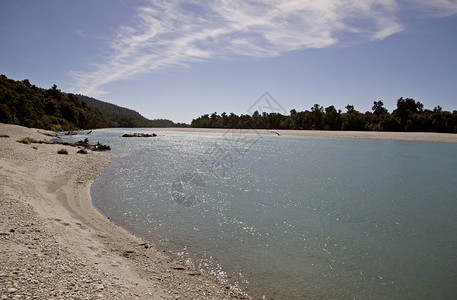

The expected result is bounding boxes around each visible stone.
[77,149,88,154]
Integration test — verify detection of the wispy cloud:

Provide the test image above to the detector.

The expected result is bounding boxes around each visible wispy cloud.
[71,0,457,97]
[404,0,457,17]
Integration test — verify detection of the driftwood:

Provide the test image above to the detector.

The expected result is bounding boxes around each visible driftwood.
[122,133,157,138]
[37,138,111,151]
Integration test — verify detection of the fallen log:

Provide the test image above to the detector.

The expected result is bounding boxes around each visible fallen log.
[37,139,111,151]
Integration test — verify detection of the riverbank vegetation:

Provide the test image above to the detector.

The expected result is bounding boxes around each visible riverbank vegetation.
[191,100,457,133]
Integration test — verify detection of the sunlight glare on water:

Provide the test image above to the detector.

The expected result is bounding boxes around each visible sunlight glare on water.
[88,129,457,299]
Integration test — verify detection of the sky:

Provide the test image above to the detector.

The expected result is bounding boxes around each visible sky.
[1,0,456,124]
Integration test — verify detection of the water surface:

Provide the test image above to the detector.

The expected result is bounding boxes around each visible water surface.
[85,129,457,299]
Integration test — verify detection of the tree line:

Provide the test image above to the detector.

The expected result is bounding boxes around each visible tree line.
[191,99,457,133]
[0,75,185,131]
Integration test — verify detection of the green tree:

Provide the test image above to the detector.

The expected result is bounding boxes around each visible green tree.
[0,103,13,123]
[342,105,364,130]
[372,100,388,115]
[323,105,342,130]
[393,97,424,131]
[310,104,324,129]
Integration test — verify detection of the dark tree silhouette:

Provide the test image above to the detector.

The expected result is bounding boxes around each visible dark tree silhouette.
[191,97,456,133]
[372,100,388,115]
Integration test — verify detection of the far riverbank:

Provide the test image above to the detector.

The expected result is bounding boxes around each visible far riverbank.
[151,128,457,143]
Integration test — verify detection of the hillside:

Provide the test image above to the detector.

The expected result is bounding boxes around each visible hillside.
[76,94,151,123]
[75,94,184,127]
[0,74,186,130]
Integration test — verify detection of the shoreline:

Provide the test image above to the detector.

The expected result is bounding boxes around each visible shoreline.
[2,124,456,298]
[0,124,245,299]
[154,127,457,143]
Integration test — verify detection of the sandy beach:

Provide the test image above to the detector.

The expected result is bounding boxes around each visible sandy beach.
[0,124,245,299]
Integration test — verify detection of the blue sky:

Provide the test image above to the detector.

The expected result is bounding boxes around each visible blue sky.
[1,0,456,123]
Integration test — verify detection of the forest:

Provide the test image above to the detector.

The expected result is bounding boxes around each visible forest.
[191,100,457,133]
[2,73,456,133]
[0,75,184,130]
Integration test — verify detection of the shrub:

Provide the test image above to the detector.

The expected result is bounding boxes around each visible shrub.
[57,148,68,155]
[16,137,38,144]
[31,146,38,150]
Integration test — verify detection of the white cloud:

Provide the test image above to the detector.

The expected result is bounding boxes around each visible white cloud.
[71,0,457,97]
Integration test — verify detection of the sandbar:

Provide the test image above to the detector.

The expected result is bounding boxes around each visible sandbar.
[155,127,457,143]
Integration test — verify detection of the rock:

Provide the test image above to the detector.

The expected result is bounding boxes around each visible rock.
[7,288,17,293]
[122,133,157,138]
[77,149,88,154]
[122,250,135,258]
[93,143,111,151]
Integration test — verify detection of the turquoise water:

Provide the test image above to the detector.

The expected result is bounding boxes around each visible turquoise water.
[84,129,457,299]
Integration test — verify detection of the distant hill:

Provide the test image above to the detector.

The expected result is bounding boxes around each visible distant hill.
[76,94,151,122]
[76,94,186,128]
[0,74,187,130]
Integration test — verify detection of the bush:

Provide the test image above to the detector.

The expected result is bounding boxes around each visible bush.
[16,137,38,144]
[31,146,38,150]
[57,148,68,155]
